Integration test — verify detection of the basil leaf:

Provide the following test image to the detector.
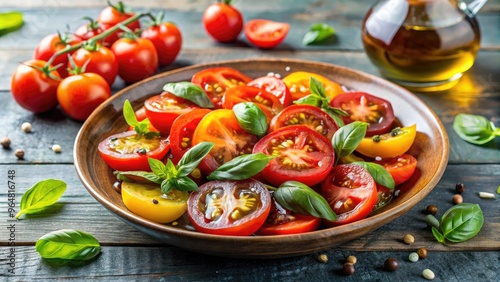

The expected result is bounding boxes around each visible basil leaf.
[161,178,174,194]
[207,153,275,181]
[322,105,347,127]
[163,82,214,108]
[274,181,337,221]
[293,94,322,107]
[439,203,484,243]
[122,100,155,136]
[176,142,214,177]
[352,161,395,190]
[303,23,335,45]
[169,176,199,192]
[148,158,168,178]
[114,171,163,184]
[0,11,23,36]
[453,113,500,145]
[431,227,445,243]
[332,121,368,160]
[165,159,177,178]
[233,102,268,137]
[16,179,66,219]
[36,229,100,261]
[309,77,327,98]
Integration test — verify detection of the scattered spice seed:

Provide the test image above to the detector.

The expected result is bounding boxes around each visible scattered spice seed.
[152,199,159,204]
[21,122,32,132]
[342,262,355,275]
[316,253,328,263]
[423,269,435,280]
[408,252,419,262]
[346,255,357,265]
[14,149,24,159]
[425,205,438,215]
[425,214,440,230]
[52,144,62,153]
[1,137,11,149]
[403,234,415,245]
[478,192,496,199]
[417,247,427,259]
[384,258,398,271]
[455,183,465,194]
[452,194,463,205]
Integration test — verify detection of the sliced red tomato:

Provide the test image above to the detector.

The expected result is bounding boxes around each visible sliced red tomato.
[255,197,321,235]
[374,184,393,210]
[375,154,418,185]
[253,125,335,187]
[98,130,170,171]
[248,75,292,107]
[244,19,289,49]
[222,85,284,121]
[191,109,259,175]
[187,179,272,236]
[282,71,344,101]
[321,164,377,226]
[144,92,199,136]
[191,67,252,108]
[269,104,339,140]
[331,91,395,136]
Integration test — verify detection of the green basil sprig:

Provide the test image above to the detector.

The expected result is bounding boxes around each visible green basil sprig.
[163,81,214,108]
[123,100,159,139]
[16,179,66,219]
[207,153,275,181]
[332,121,368,165]
[233,102,268,137]
[0,11,23,36]
[303,23,335,45]
[352,161,395,190]
[36,229,100,261]
[273,181,337,221]
[431,203,484,243]
[453,113,500,145]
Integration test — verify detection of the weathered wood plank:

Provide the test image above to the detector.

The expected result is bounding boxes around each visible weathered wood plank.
[0,164,498,252]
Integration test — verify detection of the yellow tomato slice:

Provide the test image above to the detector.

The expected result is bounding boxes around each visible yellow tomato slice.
[355,124,417,158]
[121,181,188,223]
[282,71,344,100]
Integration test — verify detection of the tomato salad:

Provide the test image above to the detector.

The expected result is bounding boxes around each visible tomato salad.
[98,67,419,236]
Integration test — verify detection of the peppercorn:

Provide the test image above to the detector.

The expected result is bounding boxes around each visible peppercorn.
[423,269,435,280]
[316,253,328,263]
[346,255,357,265]
[455,183,465,194]
[342,262,355,275]
[14,149,24,159]
[403,234,415,245]
[1,137,11,149]
[21,122,32,133]
[417,247,427,259]
[384,258,398,271]
[452,194,463,205]
[408,252,419,262]
[425,205,438,215]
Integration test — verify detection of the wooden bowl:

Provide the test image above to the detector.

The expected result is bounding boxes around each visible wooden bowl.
[74,58,449,258]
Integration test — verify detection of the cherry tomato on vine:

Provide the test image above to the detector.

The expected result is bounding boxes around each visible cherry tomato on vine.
[57,73,111,121]
[33,33,82,78]
[331,91,395,136]
[74,17,114,47]
[11,60,61,113]
[374,153,418,185]
[321,164,377,226]
[222,85,284,121]
[141,19,182,67]
[282,71,344,101]
[248,75,292,107]
[187,179,272,236]
[203,0,243,43]
[111,37,158,84]
[97,1,141,45]
[355,124,417,158]
[244,19,290,49]
[253,125,335,187]
[68,44,118,87]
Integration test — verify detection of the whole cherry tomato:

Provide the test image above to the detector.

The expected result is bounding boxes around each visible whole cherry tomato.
[57,73,111,121]
[74,17,114,47]
[97,1,141,45]
[244,19,290,49]
[203,0,243,43]
[141,16,182,67]
[111,37,158,84]
[11,60,61,113]
[68,43,118,87]
[33,33,82,78]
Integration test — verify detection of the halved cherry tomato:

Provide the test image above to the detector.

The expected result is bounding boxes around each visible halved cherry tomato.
[121,181,188,223]
[248,75,292,107]
[144,92,199,136]
[375,153,418,185]
[355,124,417,159]
[282,71,344,101]
[253,125,335,187]
[331,91,395,136]
[321,164,377,226]
[169,108,212,162]
[255,197,321,235]
[192,109,259,174]
[222,85,284,121]
[269,104,339,140]
[98,130,170,171]
[244,19,289,49]
[191,67,252,108]
[187,179,272,236]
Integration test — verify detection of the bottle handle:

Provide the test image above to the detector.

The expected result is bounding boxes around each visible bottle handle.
[466,0,487,15]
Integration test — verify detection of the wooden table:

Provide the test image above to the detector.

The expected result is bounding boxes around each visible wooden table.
[1,1,499,280]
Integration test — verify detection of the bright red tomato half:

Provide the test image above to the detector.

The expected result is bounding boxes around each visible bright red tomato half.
[253,125,335,187]
[321,164,377,226]
[187,179,272,236]
[331,91,395,136]
[98,130,170,171]
[248,75,292,107]
[244,19,290,49]
[222,85,284,121]
[375,154,418,185]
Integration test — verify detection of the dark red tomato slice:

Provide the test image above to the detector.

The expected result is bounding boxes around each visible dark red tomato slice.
[374,154,417,185]
[187,179,272,236]
[98,130,170,171]
[255,197,321,235]
[248,76,292,107]
[375,184,393,210]
[244,19,290,49]
[192,109,259,175]
[144,92,199,136]
[331,91,395,136]
[253,125,335,187]
[321,164,377,226]
[191,67,252,108]
[169,108,212,163]
[222,85,284,121]
[269,104,339,140]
